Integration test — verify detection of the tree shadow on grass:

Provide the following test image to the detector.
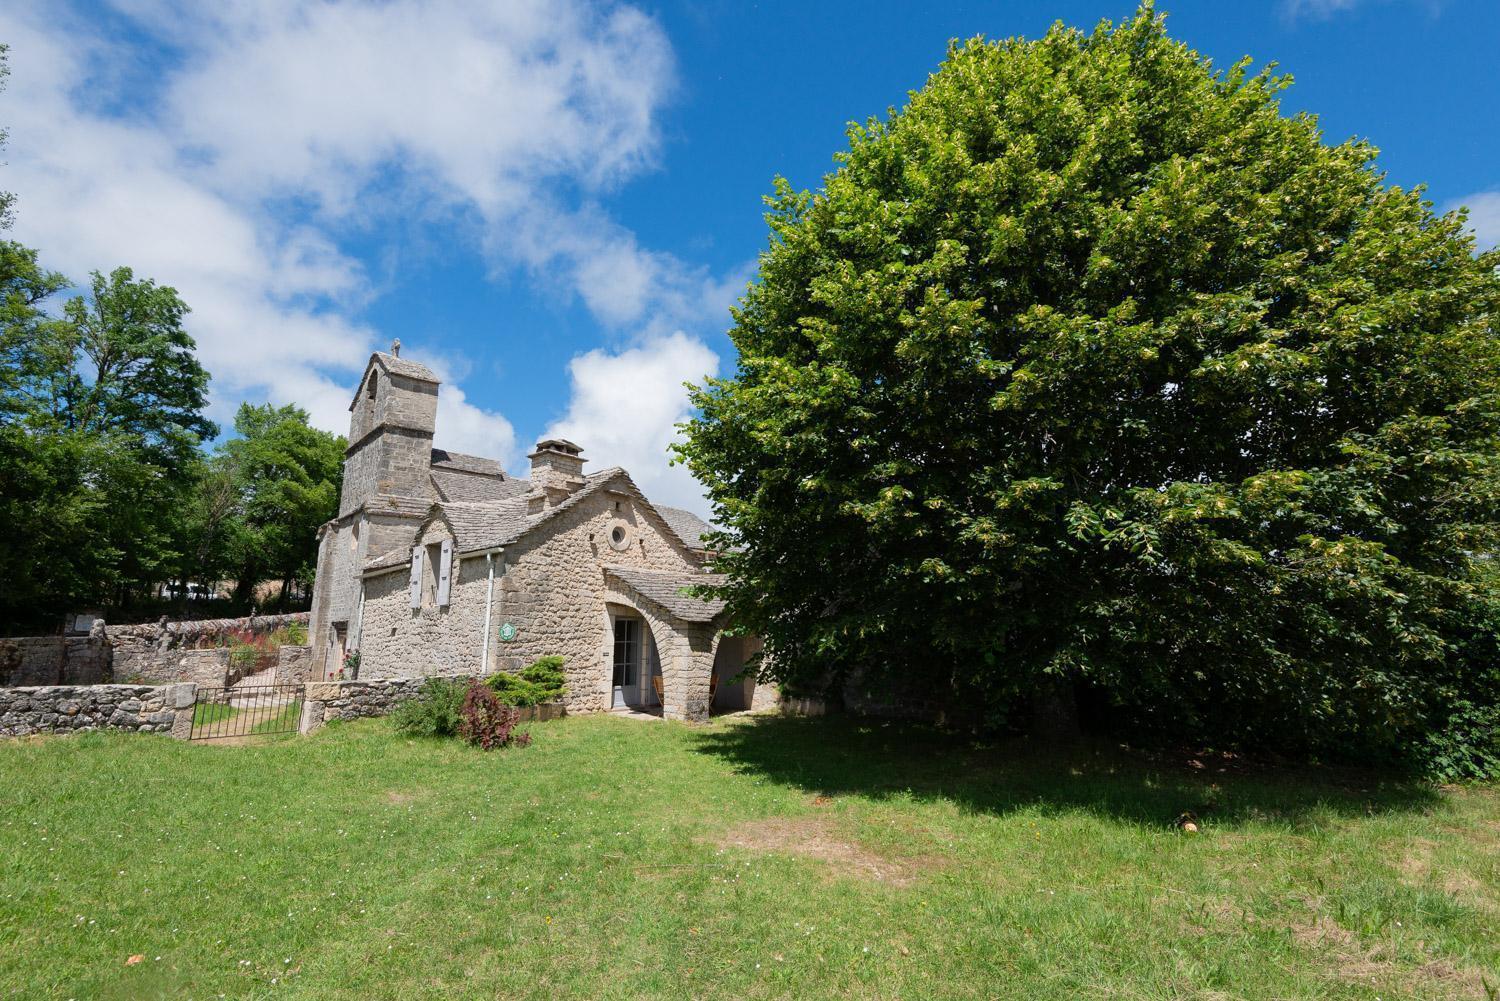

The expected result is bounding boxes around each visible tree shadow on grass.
[690,714,1443,828]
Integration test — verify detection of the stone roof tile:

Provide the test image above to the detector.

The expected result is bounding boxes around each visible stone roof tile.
[374,351,438,383]
[604,566,726,623]
[364,468,704,574]
[430,448,506,476]
[654,505,716,550]
[430,469,531,503]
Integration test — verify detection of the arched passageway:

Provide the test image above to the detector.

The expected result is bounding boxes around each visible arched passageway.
[711,635,763,713]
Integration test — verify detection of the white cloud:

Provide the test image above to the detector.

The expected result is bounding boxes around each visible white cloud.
[0,0,725,492]
[1281,0,1363,18]
[1280,0,1445,21]
[544,332,720,516]
[1448,190,1500,251]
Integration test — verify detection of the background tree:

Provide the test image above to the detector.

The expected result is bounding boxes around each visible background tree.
[0,264,215,625]
[677,6,1500,776]
[0,243,90,627]
[0,42,340,628]
[218,402,344,611]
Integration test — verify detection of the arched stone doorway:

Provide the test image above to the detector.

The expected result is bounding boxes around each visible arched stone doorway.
[602,568,722,722]
[604,601,664,712]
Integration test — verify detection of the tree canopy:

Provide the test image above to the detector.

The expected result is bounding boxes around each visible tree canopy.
[217,402,345,608]
[677,6,1500,776]
[0,257,216,626]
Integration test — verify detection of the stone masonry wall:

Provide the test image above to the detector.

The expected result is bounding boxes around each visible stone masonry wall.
[298,677,563,733]
[106,612,308,683]
[121,648,233,687]
[0,683,196,738]
[300,676,453,727]
[0,635,111,687]
[176,650,236,688]
[275,645,313,684]
[497,488,702,715]
[2,613,308,689]
[355,517,494,679]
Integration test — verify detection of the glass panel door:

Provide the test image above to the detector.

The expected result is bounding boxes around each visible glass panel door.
[612,618,640,708]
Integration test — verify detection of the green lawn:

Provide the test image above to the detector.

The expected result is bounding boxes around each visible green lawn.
[1,715,1497,1000]
[250,700,303,735]
[190,701,235,726]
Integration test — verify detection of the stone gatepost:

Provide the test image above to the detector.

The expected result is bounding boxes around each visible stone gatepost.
[167,683,197,739]
[298,681,340,735]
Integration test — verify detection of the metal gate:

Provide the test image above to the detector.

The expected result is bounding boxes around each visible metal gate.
[189,684,303,740]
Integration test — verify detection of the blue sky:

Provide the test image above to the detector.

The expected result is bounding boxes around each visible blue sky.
[2,0,1496,514]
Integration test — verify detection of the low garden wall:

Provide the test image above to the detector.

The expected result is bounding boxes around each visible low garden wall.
[0,676,565,741]
[126,648,234,688]
[0,683,196,738]
[298,677,564,733]
[107,612,309,682]
[0,634,112,687]
[275,645,313,685]
[1,612,310,689]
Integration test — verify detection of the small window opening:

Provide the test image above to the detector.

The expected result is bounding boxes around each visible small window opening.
[423,542,442,607]
[610,526,626,546]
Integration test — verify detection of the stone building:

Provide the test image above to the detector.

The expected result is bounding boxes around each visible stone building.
[308,347,769,721]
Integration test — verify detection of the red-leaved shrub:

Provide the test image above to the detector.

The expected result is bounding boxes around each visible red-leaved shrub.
[458,679,531,750]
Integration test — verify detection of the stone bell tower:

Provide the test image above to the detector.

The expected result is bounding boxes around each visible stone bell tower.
[340,342,439,517]
[309,342,440,677]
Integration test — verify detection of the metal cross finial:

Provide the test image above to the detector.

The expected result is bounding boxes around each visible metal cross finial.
[391,338,401,357]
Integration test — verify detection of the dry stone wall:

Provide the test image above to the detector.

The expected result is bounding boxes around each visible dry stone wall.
[298,676,562,732]
[300,676,451,727]
[172,650,235,688]
[1,612,308,689]
[0,635,111,687]
[275,645,313,684]
[106,612,308,682]
[0,683,195,738]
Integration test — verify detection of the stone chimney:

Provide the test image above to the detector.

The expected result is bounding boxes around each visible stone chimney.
[528,439,586,510]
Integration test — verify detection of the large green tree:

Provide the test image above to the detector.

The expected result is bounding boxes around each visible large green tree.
[0,262,215,627]
[216,402,344,610]
[677,7,1500,775]
[0,244,91,627]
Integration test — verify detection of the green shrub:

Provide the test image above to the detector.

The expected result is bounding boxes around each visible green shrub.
[1418,700,1500,782]
[227,641,262,672]
[390,678,468,737]
[270,622,308,646]
[485,656,567,707]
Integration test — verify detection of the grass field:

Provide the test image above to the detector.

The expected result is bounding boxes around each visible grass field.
[190,701,235,726]
[1,714,1497,999]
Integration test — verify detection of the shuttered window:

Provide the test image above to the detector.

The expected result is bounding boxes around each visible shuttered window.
[408,546,424,608]
[436,538,453,607]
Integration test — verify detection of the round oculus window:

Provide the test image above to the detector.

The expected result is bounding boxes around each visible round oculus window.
[608,523,630,551]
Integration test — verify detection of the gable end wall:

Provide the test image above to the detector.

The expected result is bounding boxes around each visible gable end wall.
[356,486,699,711]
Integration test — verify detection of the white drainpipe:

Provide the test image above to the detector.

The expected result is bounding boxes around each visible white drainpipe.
[479,548,503,673]
[352,582,365,651]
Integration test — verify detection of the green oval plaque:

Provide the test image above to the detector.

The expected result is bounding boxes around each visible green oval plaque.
[498,622,517,642]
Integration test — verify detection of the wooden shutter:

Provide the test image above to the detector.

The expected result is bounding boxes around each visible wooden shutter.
[436,539,453,607]
[408,546,424,608]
